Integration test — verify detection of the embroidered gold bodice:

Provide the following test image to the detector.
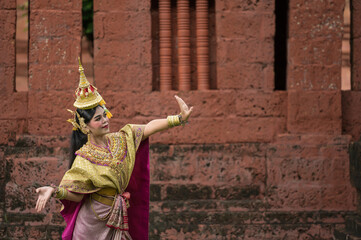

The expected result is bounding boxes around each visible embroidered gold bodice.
[59,124,145,195]
[76,132,128,176]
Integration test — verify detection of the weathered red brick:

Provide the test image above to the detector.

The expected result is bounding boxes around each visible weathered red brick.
[217,62,273,90]
[352,0,361,39]
[351,38,361,90]
[0,10,15,40]
[28,64,79,91]
[0,92,27,119]
[287,90,342,134]
[0,0,15,9]
[0,119,26,144]
[321,185,356,211]
[30,0,81,11]
[288,37,342,67]
[217,38,273,65]
[266,184,323,210]
[28,91,74,119]
[94,39,152,66]
[29,38,81,65]
[94,0,150,12]
[29,10,81,39]
[342,91,361,140]
[27,118,70,136]
[288,64,341,90]
[94,64,152,92]
[216,12,273,39]
[215,0,274,12]
[0,39,15,66]
[0,66,15,94]
[289,8,343,39]
[235,91,287,117]
[94,11,151,40]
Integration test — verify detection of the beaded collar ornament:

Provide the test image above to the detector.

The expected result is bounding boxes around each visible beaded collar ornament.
[67,58,113,133]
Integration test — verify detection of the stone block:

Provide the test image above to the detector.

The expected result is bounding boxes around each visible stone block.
[28,91,74,119]
[27,118,71,136]
[0,10,15,40]
[29,10,81,39]
[94,38,152,66]
[30,0,81,11]
[150,143,267,185]
[94,11,151,40]
[288,64,341,90]
[351,38,361,90]
[289,0,344,12]
[151,116,286,144]
[94,0,150,12]
[266,184,323,210]
[0,92,28,119]
[0,119,26,144]
[287,90,342,134]
[217,38,273,65]
[288,37,342,66]
[217,62,273,90]
[0,66,15,94]
[6,225,26,239]
[321,185,356,211]
[94,64,152,92]
[235,91,287,117]
[342,91,361,140]
[28,64,78,91]
[215,0,274,12]
[216,11,273,39]
[29,38,81,65]
[0,39,15,66]
[289,8,343,39]
[352,0,361,39]
[0,0,16,9]
[5,157,67,213]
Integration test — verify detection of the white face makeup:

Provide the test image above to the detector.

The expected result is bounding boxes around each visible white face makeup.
[87,106,110,137]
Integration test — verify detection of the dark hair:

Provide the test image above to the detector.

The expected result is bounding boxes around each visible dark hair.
[69,105,102,168]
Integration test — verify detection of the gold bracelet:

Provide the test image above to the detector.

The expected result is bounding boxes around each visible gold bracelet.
[167,115,181,128]
[55,186,68,200]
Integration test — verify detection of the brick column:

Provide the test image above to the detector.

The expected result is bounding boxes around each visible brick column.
[28,1,82,135]
[159,0,172,91]
[177,0,191,90]
[287,0,344,134]
[0,0,28,144]
[196,0,209,90]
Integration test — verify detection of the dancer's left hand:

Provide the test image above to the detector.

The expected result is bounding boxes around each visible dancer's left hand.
[175,95,193,123]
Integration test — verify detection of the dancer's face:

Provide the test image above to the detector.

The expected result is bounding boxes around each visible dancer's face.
[87,106,110,136]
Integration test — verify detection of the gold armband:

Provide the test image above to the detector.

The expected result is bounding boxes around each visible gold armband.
[52,185,68,200]
[167,115,181,128]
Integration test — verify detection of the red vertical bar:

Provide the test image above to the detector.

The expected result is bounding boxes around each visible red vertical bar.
[177,0,191,90]
[196,0,209,90]
[159,0,172,91]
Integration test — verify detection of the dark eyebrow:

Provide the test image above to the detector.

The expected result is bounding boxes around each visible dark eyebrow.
[94,114,102,119]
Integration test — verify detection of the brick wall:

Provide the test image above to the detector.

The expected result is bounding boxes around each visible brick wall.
[0,0,359,239]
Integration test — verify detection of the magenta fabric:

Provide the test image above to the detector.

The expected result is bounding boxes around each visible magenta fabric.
[59,139,150,240]
[125,138,150,240]
[60,198,85,240]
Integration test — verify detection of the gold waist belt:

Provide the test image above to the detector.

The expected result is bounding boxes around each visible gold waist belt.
[90,188,117,206]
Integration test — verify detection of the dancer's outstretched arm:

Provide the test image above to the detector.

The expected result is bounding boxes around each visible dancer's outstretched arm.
[143,95,193,140]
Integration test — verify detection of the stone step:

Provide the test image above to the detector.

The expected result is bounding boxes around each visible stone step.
[334,227,361,240]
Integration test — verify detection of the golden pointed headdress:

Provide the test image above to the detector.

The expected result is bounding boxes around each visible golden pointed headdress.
[67,58,112,133]
[73,57,112,118]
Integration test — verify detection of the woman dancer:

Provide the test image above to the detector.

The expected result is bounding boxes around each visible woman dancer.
[35,60,193,240]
